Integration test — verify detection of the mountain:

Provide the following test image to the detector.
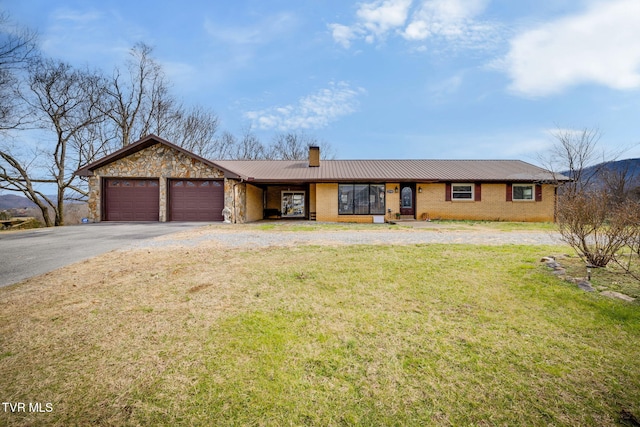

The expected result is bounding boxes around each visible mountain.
[562,158,640,183]
[0,194,38,210]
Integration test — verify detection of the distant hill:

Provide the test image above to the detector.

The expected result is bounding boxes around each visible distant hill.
[0,194,38,210]
[585,158,640,180]
[0,193,88,210]
[562,158,640,182]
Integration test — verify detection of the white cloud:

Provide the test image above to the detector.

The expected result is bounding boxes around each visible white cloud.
[503,0,640,97]
[328,23,362,49]
[244,82,366,130]
[204,12,297,46]
[403,0,488,41]
[328,0,411,46]
[356,0,412,41]
[329,0,498,50]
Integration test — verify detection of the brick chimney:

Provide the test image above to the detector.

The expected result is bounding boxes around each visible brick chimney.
[309,145,320,167]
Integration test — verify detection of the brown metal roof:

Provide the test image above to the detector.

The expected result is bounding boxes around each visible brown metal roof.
[214,159,567,183]
[74,135,567,183]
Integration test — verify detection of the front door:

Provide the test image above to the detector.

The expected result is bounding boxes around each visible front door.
[400,183,415,217]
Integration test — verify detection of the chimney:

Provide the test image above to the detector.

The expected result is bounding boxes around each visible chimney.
[309,145,320,167]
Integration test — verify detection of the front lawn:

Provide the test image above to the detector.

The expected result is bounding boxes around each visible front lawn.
[1,242,638,426]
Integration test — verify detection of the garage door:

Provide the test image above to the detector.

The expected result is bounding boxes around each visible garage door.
[169,179,224,221]
[104,179,159,221]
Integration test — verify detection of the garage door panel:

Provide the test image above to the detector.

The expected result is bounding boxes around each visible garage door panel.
[104,179,159,221]
[170,179,224,221]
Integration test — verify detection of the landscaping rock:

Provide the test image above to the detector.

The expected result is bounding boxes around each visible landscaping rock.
[576,280,595,292]
[541,256,566,275]
[601,291,636,302]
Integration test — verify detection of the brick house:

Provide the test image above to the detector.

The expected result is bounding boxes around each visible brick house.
[75,134,568,223]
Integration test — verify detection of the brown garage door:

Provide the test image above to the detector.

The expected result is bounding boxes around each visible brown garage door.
[169,179,224,221]
[104,179,159,221]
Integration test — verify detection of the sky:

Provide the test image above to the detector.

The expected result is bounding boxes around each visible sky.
[3,0,640,164]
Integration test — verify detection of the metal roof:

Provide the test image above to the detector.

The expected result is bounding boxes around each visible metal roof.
[214,159,568,183]
[74,135,568,183]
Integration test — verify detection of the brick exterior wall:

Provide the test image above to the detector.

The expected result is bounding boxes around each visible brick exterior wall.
[245,183,264,222]
[87,143,225,222]
[314,182,557,223]
[416,183,556,222]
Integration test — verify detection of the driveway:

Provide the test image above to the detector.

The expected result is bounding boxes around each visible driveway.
[0,222,207,288]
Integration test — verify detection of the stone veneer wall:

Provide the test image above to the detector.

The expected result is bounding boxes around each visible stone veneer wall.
[88,143,225,222]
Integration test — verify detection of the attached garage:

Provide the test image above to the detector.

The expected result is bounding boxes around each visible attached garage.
[103,178,159,221]
[169,179,224,221]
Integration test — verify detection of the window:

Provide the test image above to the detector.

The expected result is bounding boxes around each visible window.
[339,184,385,215]
[452,184,473,200]
[401,187,413,208]
[282,191,305,217]
[513,184,534,201]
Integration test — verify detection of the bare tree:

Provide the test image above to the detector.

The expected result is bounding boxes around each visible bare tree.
[556,188,636,267]
[163,105,221,158]
[597,160,640,205]
[0,59,107,226]
[228,126,267,160]
[102,42,168,147]
[267,131,335,160]
[0,12,37,131]
[539,127,602,196]
[102,42,222,159]
[543,126,640,271]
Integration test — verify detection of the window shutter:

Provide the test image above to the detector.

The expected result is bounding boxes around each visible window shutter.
[445,183,451,201]
[506,183,512,201]
[535,184,542,202]
[475,183,481,201]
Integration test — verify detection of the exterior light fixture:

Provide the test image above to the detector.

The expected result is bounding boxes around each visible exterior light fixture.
[586,264,594,281]
[418,187,422,193]
[395,186,398,193]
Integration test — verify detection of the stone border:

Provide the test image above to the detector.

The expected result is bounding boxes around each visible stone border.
[541,256,636,302]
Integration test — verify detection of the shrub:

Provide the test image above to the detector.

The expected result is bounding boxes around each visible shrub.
[557,189,638,267]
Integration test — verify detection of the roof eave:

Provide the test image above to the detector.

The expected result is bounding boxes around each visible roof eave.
[73,134,242,179]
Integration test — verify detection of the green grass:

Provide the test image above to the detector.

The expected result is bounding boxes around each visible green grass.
[1,243,639,426]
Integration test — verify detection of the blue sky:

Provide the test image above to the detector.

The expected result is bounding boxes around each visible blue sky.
[3,0,640,164]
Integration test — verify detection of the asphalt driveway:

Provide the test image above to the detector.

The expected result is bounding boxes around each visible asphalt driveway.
[0,222,207,288]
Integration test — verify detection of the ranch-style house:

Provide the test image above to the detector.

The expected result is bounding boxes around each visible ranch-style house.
[75,134,569,224]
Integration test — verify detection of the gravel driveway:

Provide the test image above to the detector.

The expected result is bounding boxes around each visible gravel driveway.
[136,223,563,249]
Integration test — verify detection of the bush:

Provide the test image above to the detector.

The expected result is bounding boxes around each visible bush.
[557,189,639,267]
